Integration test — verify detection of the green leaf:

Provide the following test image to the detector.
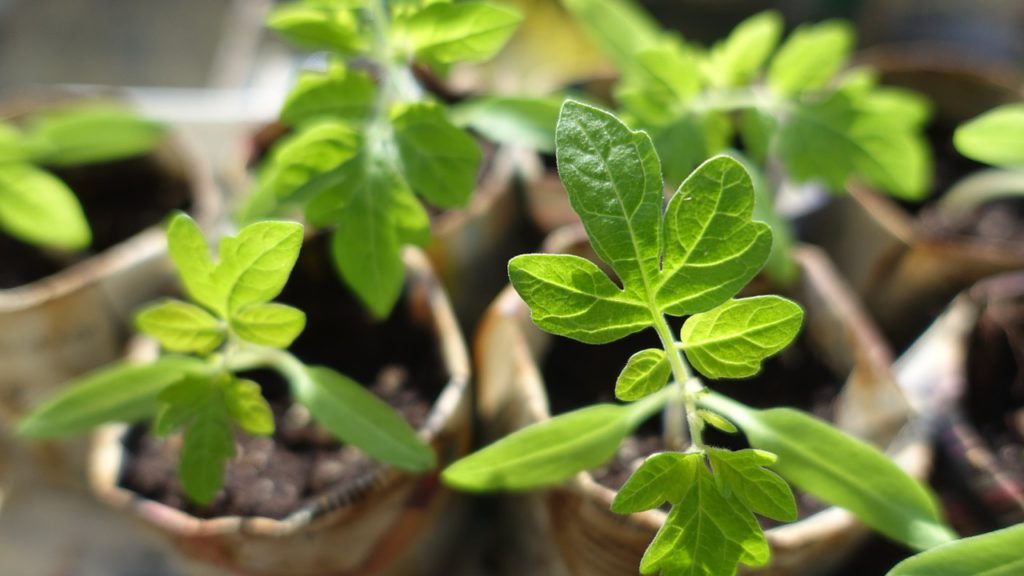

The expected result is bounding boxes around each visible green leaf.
[449,96,561,153]
[657,155,772,315]
[615,348,670,401]
[16,357,209,437]
[954,103,1024,168]
[739,108,776,165]
[26,106,165,166]
[616,43,702,125]
[224,378,274,436]
[443,400,661,491]
[213,220,304,315]
[641,460,769,575]
[507,254,651,345]
[767,21,853,96]
[555,100,663,297]
[611,452,696,514]
[700,393,958,551]
[267,3,366,54]
[179,392,235,505]
[391,102,481,208]
[0,122,27,163]
[699,409,738,434]
[257,121,359,207]
[153,374,211,437]
[291,365,435,471]
[0,163,91,250]
[561,0,662,70]
[707,448,796,522]
[397,2,522,64]
[136,299,225,355]
[680,295,803,379]
[280,65,375,126]
[705,11,783,87]
[166,213,220,314]
[886,523,1024,576]
[650,112,732,186]
[229,303,306,348]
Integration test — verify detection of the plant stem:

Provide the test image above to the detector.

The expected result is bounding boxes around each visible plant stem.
[651,313,705,453]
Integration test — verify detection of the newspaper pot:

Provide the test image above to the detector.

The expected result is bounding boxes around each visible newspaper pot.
[475,225,930,576]
[90,245,471,576]
[895,272,1024,535]
[803,49,1024,348]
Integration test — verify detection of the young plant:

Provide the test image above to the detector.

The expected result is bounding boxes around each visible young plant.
[937,104,1024,217]
[17,213,435,504]
[566,4,932,281]
[242,0,531,318]
[442,102,954,575]
[885,523,1024,575]
[0,105,165,251]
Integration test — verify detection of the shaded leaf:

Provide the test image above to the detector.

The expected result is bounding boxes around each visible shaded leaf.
[179,393,235,504]
[392,102,481,208]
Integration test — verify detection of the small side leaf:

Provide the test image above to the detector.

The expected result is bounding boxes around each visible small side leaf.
[0,163,91,250]
[886,523,1024,576]
[508,253,651,345]
[699,409,737,434]
[136,299,225,355]
[611,452,697,514]
[680,295,803,379]
[708,448,797,522]
[954,103,1024,168]
[213,220,304,315]
[615,348,671,401]
[230,303,306,348]
[224,378,274,436]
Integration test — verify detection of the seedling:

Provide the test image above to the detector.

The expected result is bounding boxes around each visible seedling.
[566,4,932,281]
[937,104,1024,217]
[18,214,435,505]
[242,0,554,318]
[443,102,954,575]
[0,105,165,251]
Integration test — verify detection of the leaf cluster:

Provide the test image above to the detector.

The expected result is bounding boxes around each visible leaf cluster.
[18,214,435,504]
[0,105,165,251]
[244,0,543,317]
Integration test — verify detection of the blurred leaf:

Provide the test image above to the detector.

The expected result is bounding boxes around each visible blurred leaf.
[0,163,90,250]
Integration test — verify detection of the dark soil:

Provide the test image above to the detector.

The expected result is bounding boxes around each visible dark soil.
[0,153,192,288]
[119,234,449,519]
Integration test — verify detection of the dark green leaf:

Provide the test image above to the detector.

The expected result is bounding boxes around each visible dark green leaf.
[179,393,235,504]
[391,102,481,208]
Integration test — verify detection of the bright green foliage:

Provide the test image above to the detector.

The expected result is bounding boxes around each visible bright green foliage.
[561,0,663,70]
[444,102,952,575]
[767,21,853,96]
[954,103,1024,168]
[449,96,562,153]
[886,523,1024,576]
[0,106,164,251]
[18,213,436,505]
[248,0,532,318]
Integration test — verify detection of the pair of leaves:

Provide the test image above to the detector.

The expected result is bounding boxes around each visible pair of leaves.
[613,449,794,575]
[510,101,801,385]
[137,214,306,355]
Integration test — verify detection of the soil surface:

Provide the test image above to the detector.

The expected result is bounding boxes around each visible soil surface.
[0,153,192,288]
[119,234,449,519]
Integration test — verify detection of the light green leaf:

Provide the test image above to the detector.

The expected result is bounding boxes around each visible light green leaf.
[708,448,796,522]
[705,11,783,87]
[166,213,220,314]
[230,303,306,348]
[224,378,274,436]
[657,155,772,315]
[291,366,435,471]
[680,296,803,379]
[0,122,27,163]
[443,399,662,491]
[267,3,366,54]
[26,106,165,166]
[0,163,90,250]
[280,66,375,126]
[555,100,663,296]
[887,523,1024,576]
[16,357,209,437]
[641,461,770,575]
[699,409,738,434]
[561,0,662,70]
[611,452,696,514]
[508,254,651,345]
[179,393,235,505]
[615,348,670,401]
[954,104,1024,168]
[616,43,702,125]
[136,299,225,355]
[449,96,561,153]
[391,102,481,208]
[397,2,522,64]
[213,220,304,315]
[767,21,853,96]
[701,393,958,551]
[257,121,359,207]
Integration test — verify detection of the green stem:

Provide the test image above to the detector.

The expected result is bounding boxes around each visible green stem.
[651,313,705,453]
